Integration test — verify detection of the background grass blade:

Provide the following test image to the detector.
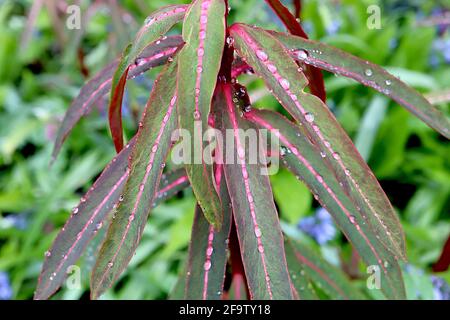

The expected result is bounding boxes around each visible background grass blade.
[230,23,407,263]
[176,0,226,228]
[91,62,178,299]
[214,83,293,300]
[272,31,450,139]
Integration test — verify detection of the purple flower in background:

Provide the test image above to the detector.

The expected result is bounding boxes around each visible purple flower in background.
[297,207,336,244]
[326,20,341,36]
[431,276,450,300]
[4,214,28,230]
[0,272,12,300]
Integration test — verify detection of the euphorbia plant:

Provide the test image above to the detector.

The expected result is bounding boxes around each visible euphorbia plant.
[35,0,450,300]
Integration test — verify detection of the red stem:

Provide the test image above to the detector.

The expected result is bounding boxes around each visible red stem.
[433,233,450,272]
[293,0,302,18]
[229,220,250,299]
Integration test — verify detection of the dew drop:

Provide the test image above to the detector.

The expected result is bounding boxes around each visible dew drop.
[305,112,314,123]
[385,79,392,86]
[107,262,114,268]
[332,152,340,160]
[349,215,356,224]
[267,63,277,73]
[320,152,326,158]
[296,50,308,60]
[257,244,264,253]
[196,66,203,73]
[256,50,268,61]
[384,261,389,268]
[193,110,201,120]
[72,207,79,214]
[280,78,290,90]
[119,195,124,202]
[206,247,214,256]
[254,227,262,237]
[204,261,212,271]
[226,36,234,46]
[44,251,51,257]
[280,146,288,156]
[316,175,324,183]
[364,69,373,77]
[129,215,135,222]
[198,48,204,57]
[96,223,103,230]
[80,197,86,203]
[344,169,351,176]
[144,16,155,25]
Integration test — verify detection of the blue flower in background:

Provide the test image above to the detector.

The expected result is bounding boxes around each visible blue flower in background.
[4,214,28,230]
[0,272,12,300]
[431,276,450,300]
[297,207,336,244]
[326,20,341,36]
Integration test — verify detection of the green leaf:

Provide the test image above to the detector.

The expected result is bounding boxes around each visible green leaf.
[91,61,179,299]
[176,0,226,229]
[214,83,293,299]
[53,35,183,161]
[271,31,450,139]
[284,241,318,300]
[286,239,365,300]
[245,108,405,299]
[185,166,232,299]
[34,139,134,300]
[230,23,407,263]
[108,5,187,152]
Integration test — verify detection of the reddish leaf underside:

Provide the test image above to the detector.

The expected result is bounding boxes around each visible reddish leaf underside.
[177,0,226,228]
[230,23,406,264]
[91,61,179,299]
[52,36,183,161]
[108,5,187,152]
[271,31,450,139]
[214,83,293,300]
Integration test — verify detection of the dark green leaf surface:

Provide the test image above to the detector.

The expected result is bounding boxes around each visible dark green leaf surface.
[271,31,450,139]
[245,108,405,299]
[91,62,179,299]
[215,83,293,300]
[177,0,226,229]
[287,239,365,300]
[230,23,406,263]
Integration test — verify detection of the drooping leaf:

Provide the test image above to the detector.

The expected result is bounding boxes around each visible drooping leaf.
[263,0,326,102]
[35,139,134,300]
[245,108,405,299]
[185,166,232,299]
[109,5,187,152]
[91,61,179,299]
[284,240,318,300]
[271,31,450,139]
[176,0,226,228]
[230,23,407,263]
[214,83,293,299]
[286,239,365,300]
[52,36,183,161]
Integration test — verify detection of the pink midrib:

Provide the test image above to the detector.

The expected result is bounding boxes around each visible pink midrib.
[95,95,177,290]
[38,167,129,296]
[202,225,215,299]
[156,175,189,196]
[246,112,387,274]
[224,88,274,299]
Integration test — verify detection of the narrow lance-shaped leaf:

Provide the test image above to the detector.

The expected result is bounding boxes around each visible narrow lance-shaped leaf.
[177,0,226,228]
[264,0,326,102]
[109,5,187,152]
[185,166,232,299]
[214,83,293,299]
[52,35,184,161]
[91,61,179,299]
[230,23,407,262]
[35,138,134,300]
[286,239,365,300]
[271,31,450,139]
[245,108,406,299]
[284,241,318,300]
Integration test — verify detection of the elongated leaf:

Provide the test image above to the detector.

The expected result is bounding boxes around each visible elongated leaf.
[185,166,232,299]
[35,139,134,300]
[154,168,190,207]
[91,61,179,299]
[245,108,405,299]
[109,5,187,152]
[271,31,450,139]
[264,0,326,102]
[230,23,407,263]
[284,241,318,300]
[177,0,226,228]
[52,36,183,161]
[286,239,364,300]
[214,83,292,299]
[228,274,248,300]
